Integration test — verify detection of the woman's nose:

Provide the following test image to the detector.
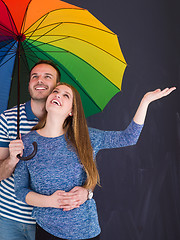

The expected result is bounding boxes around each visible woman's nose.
[55,94,61,99]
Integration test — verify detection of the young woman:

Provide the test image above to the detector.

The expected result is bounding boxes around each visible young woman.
[13,83,175,240]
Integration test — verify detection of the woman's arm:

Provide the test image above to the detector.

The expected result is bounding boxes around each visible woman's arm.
[26,190,65,208]
[91,87,176,153]
[26,189,88,210]
[133,87,176,125]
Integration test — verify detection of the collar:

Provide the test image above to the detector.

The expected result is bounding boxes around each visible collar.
[25,101,39,121]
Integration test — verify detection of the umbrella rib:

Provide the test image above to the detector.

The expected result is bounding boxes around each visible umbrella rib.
[20,0,33,34]
[0,52,16,67]
[23,20,124,63]
[22,41,104,112]
[0,40,17,64]
[0,42,18,60]
[24,22,63,49]
[25,21,115,37]
[23,35,126,65]
[23,8,90,34]
[1,0,18,34]
[0,40,14,50]
[23,39,125,92]
[21,40,52,68]
[24,14,50,42]
[19,42,37,73]
[0,24,17,37]
[24,41,122,107]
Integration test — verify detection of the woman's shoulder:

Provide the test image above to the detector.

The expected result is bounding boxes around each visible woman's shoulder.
[21,130,37,141]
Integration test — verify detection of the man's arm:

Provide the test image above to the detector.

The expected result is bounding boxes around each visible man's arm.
[0,147,14,181]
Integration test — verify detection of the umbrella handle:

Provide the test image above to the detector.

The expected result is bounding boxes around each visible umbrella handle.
[17,142,38,161]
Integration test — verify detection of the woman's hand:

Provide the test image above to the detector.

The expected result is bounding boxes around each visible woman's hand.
[62,186,89,211]
[133,87,176,125]
[47,187,89,210]
[142,87,176,106]
[25,187,89,209]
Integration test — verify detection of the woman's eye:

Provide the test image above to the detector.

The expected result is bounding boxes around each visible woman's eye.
[64,94,69,98]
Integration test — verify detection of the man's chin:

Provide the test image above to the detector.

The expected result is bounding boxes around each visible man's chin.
[31,96,48,102]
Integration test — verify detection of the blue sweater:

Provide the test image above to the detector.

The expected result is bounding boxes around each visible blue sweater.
[14,121,143,240]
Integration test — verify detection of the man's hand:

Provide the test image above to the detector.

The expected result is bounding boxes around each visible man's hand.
[9,139,24,162]
[0,139,24,181]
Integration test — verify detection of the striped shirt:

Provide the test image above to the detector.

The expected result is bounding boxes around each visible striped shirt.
[0,101,38,224]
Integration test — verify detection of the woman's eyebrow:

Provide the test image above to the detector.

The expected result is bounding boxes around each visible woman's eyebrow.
[64,91,71,96]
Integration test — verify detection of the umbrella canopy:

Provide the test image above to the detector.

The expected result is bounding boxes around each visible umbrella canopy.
[0,0,127,117]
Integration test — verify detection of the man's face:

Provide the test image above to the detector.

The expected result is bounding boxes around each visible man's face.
[29,63,58,102]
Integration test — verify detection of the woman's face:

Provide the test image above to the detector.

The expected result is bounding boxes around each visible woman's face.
[46,85,73,118]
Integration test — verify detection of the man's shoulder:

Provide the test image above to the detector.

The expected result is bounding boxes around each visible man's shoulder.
[1,103,26,116]
[0,103,28,130]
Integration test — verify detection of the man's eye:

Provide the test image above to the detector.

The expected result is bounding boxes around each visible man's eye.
[45,75,51,79]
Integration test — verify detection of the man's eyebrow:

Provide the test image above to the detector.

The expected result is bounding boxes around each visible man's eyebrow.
[31,73,53,76]
[44,73,53,76]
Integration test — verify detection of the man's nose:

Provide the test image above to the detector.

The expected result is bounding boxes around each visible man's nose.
[37,77,43,84]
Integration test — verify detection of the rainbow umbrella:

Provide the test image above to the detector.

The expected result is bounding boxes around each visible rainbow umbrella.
[0,0,127,119]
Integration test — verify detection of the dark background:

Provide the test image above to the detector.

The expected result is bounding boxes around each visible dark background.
[66,0,180,239]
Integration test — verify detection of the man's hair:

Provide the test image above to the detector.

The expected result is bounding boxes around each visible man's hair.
[30,60,61,83]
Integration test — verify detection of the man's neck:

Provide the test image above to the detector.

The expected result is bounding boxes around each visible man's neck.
[30,99,46,119]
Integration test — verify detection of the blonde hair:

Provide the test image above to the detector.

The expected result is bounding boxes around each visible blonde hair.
[32,82,99,189]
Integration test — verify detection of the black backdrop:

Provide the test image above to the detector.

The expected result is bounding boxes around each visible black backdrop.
[63,0,180,239]
[71,0,180,239]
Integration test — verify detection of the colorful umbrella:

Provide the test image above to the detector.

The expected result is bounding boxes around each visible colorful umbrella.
[0,0,127,118]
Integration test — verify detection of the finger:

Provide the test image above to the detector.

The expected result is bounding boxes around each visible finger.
[59,192,76,196]
[161,87,175,97]
[165,87,176,95]
[9,143,24,150]
[58,192,78,198]
[56,190,66,195]
[69,186,80,193]
[62,204,80,211]
[58,199,80,205]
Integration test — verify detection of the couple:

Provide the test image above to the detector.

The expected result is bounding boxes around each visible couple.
[0,60,176,240]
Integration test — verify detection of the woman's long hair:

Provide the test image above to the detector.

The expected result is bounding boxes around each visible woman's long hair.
[32,82,99,189]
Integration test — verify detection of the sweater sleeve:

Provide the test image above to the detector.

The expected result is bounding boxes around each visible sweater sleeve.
[14,160,32,204]
[90,120,143,155]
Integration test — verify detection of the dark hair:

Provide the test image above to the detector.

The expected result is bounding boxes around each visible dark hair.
[30,60,61,83]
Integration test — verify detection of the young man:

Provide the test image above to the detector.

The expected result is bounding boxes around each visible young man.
[0,60,89,240]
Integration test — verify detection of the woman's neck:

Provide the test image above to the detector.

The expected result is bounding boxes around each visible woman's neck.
[37,114,65,137]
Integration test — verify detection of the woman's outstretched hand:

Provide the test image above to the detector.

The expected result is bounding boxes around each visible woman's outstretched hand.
[133,87,176,125]
[142,87,176,105]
